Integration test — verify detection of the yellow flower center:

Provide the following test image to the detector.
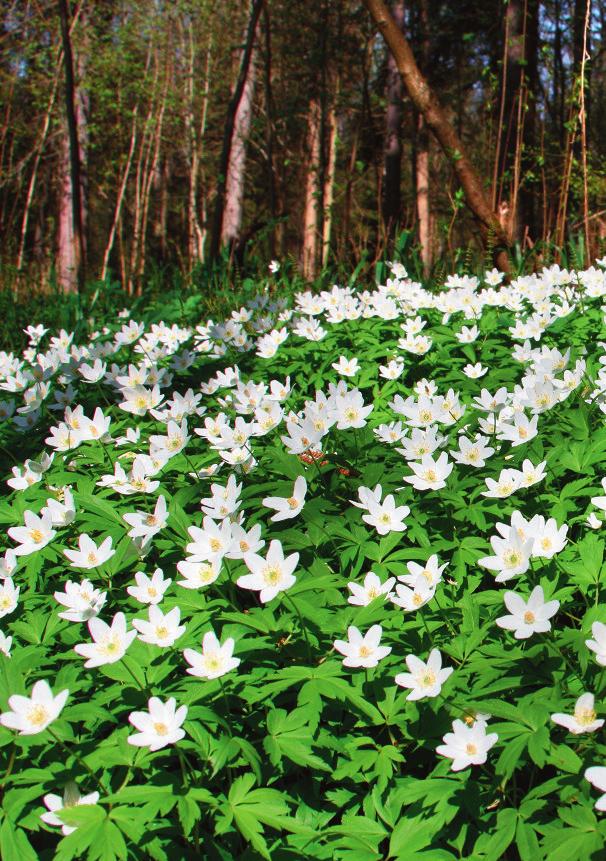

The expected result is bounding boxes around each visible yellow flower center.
[29,529,44,543]
[27,704,49,727]
[263,566,281,585]
[503,550,522,568]
[358,645,372,658]
[153,722,169,736]
[465,743,478,755]
[523,610,535,624]
[575,707,597,726]
[424,470,437,482]
[287,497,299,509]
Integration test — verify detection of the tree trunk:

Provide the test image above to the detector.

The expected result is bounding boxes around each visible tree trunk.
[262,5,278,258]
[362,0,511,267]
[209,0,263,262]
[301,98,322,280]
[416,114,431,272]
[57,0,87,293]
[382,0,404,244]
[415,0,431,272]
[101,106,138,282]
[322,96,338,267]
[221,43,258,249]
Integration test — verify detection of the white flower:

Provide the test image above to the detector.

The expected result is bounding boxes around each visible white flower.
[0,630,12,656]
[183,630,240,679]
[390,578,436,611]
[41,782,100,836]
[455,325,479,343]
[8,510,56,556]
[478,530,533,583]
[127,568,171,604]
[0,578,19,618]
[0,679,68,735]
[395,649,454,700]
[41,487,76,527]
[586,622,606,665]
[128,697,187,751]
[64,534,116,570]
[362,494,410,535]
[74,612,137,667]
[585,766,606,811]
[588,513,602,529]
[451,435,495,468]
[54,580,106,622]
[532,517,568,558]
[400,556,446,591]
[481,468,521,498]
[436,717,498,771]
[269,260,280,273]
[347,571,395,606]
[403,453,453,491]
[262,476,307,522]
[379,359,404,380]
[463,363,488,379]
[332,356,359,377]
[176,559,221,589]
[237,539,299,603]
[123,495,168,540]
[333,625,391,668]
[132,605,185,647]
[185,517,233,563]
[495,585,559,638]
[0,550,17,579]
[552,693,604,735]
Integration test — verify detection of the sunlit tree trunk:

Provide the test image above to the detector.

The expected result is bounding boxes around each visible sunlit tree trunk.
[415,0,431,272]
[57,0,87,293]
[209,0,263,261]
[221,43,258,249]
[301,98,322,280]
[322,96,338,268]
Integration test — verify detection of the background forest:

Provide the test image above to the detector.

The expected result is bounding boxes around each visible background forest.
[1,0,605,300]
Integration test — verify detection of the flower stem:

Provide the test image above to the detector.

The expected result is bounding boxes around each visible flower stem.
[283,592,312,662]
[47,727,106,795]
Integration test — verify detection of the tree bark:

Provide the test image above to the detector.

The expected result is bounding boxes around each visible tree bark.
[221,42,258,249]
[209,0,263,262]
[382,0,404,244]
[58,0,87,293]
[301,98,322,280]
[322,95,338,267]
[362,0,511,267]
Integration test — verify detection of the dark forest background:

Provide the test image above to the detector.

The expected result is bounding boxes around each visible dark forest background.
[1,0,605,299]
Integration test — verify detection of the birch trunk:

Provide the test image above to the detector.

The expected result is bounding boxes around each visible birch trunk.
[57,0,87,293]
[209,0,263,261]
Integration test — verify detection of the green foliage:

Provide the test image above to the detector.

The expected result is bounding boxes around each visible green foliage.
[2,259,606,860]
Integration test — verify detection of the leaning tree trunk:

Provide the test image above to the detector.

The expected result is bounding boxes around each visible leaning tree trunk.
[209,0,263,262]
[363,0,511,269]
[57,0,87,293]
